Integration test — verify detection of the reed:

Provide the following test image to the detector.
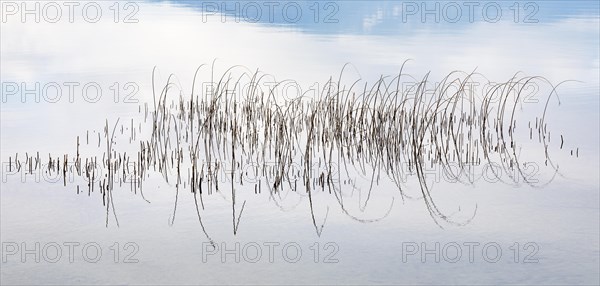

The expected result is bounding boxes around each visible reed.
[7,63,576,243]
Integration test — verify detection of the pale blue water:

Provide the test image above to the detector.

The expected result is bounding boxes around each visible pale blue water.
[1,1,599,284]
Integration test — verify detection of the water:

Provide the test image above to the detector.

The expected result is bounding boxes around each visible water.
[1,1,599,284]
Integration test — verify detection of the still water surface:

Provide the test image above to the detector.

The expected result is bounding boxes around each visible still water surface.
[1,1,599,284]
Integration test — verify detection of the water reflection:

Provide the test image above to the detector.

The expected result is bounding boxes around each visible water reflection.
[0,0,598,284]
[163,0,600,34]
[1,62,583,244]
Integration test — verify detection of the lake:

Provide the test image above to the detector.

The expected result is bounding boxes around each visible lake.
[1,1,599,284]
